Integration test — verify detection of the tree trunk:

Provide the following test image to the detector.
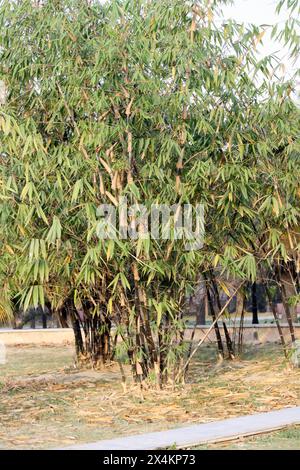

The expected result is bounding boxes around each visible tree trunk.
[42,311,47,329]
[204,276,224,358]
[251,282,259,324]
[209,271,235,359]
[275,265,296,343]
[71,315,84,357]
[265,284,288,358]
[197,295,206,325]
[63,295,112,366]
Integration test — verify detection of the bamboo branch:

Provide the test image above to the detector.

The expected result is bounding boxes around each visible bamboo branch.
[176,281,245,382]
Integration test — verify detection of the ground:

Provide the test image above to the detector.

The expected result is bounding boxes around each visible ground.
[0,343,299,449]
[195,426,300,450]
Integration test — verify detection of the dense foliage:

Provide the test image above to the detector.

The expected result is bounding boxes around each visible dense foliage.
[0,0,299,384]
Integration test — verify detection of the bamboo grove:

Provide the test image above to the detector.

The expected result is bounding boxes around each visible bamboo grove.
[0,0,299,385]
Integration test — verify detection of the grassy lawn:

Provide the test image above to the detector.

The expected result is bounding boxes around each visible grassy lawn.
[0,345,74,379]
[0,342,299,449]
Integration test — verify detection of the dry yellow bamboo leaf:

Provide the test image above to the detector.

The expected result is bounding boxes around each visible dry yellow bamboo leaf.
[67,31,77,42]
[254,30,266,48]
[80,146,89,160]
[99,172,105,195]
[125,98,134,117]
[296,254,300,273]
[99,110,109,121]
[138,287,146,304]
[121,84,130,99]
[207,8,213,23]
[190,13,196,42]
[132,263,140,281]
[127,131,132,155]
[106,143,117,158]
[127,171,133,184]
[82,89,89,102]
[120,291,126,307]
[5,244,14,255]
[218,281,231,297]
[111,171,118,192]
[105,191,118,207]
[110,98,121,119]
[116,172,123,190]
[99,157,113,176]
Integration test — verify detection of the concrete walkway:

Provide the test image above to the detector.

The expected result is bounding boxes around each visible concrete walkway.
[2,324,300,346]
[62,406,300,450]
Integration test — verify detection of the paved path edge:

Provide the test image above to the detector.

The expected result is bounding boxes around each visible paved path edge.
[59,406,300,450]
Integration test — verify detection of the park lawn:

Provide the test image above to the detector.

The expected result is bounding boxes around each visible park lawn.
[0,345,74,379]
[0,343,299,449]
[195,425,300,450]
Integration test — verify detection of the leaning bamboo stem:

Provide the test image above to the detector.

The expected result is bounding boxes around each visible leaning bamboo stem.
[176,282,244,382]
[275,264,296,343]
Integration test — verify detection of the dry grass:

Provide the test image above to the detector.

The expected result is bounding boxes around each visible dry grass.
[194,426,300,450]
[0,343,299,449]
